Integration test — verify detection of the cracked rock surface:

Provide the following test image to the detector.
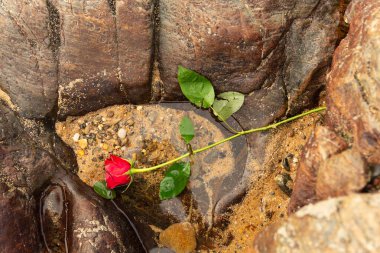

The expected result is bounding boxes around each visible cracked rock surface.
[1,0,341,122]
[289,0,380,213]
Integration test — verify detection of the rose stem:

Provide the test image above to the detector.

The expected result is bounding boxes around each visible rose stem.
[128,106,326,175]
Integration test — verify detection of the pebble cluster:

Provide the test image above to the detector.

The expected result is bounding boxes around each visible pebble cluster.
[72,111,132,158]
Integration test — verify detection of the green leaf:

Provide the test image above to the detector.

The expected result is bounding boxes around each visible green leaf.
[212,91,245,121]
[159,162,191,200]
[179,116,195,144]
[178,66,215,108]
[93,180,116,200]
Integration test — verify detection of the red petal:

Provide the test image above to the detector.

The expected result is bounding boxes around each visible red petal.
[106,173,131,189]
[104,154,132,189]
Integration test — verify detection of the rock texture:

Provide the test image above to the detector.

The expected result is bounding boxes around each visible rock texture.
[289,0,380,213]
[0,0,57,118]
[252,193,380,253]
[1,0,342,123]
[0,104,145,252]
[159,0,341,129]
[0,0,154,119]
[55,0,154,118]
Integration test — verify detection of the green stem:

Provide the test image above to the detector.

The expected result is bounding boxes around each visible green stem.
[210,106,240,134]
[129,106,326,175]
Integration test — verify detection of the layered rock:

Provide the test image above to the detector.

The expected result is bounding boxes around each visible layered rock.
[253,193,380,253]
[54,0,154,118]
[0,0,57,118]
[159,0,341,129]
[0,0,154,119]
[289,0,380,213]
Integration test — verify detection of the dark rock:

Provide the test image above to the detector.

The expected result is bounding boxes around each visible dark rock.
[43,171,145,253]
[0,105,145,252]
[54,0,125,118]
[159,0,340,128]
[116,0,154,104]
[0,0,58,118]
[54,0,154,118]
[0,182,41,253]
[0,103,23,142]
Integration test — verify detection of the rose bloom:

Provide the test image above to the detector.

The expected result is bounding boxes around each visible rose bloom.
[105,155,131,189]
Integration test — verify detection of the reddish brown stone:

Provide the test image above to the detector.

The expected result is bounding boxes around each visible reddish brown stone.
[289,0,380,213]
[288,126,348,213]
[316,148,369,199]
[327,0,380,165]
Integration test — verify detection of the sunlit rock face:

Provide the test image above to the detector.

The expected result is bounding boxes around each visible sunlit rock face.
[254,193,380,253]
[289,0,380,213]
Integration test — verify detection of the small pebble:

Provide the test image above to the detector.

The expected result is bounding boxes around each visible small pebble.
[78,139,88,149]
[102,143,109,151]
[136,106,143,111]
[118,128,127,139]
[275,173,293,196]
[73,133,80,142]
[77,150,85,156]
[98,124,104,130]
[127,119,134,126]
[107,111,115,118]
[159,222,196,253]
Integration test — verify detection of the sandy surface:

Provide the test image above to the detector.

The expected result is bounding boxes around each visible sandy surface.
[56,103,322,252]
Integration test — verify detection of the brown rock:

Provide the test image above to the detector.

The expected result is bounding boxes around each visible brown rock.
[160,222,197,253]
[43,171,146,253]
[327,0,380,165]
[253,193,380,253]
[159,0,340,129]
[117,0,154,103]
[0,182,41,253]
[54,0,125,118]
[0,0,58,118]
[288,126,348,213]
[52,0,154,118]
[316,148,369,199]
[289,0,380,212]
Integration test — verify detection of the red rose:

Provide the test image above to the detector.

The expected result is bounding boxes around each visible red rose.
[105,155,131,189]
